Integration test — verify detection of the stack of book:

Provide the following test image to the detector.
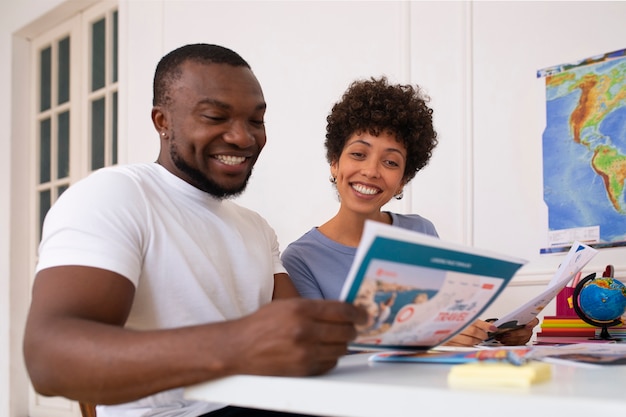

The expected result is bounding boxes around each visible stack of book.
[538,316,596,338]
[539,316,626,340]
[536,280,597,340]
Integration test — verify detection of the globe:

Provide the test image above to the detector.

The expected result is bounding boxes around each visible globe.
[573,275,626,340]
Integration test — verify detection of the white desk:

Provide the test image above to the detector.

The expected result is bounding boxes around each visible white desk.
[185,353,626,417]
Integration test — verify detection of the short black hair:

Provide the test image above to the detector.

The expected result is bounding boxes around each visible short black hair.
[153,43,251,107]
[325,76,438,183]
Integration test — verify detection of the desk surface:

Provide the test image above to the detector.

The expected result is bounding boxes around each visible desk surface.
[185,352,626,417]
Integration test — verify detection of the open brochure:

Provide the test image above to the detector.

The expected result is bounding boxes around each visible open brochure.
[339,221,527,351]
[490,242,598,335]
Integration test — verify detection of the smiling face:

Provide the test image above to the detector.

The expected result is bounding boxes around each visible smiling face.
[331,131,407,217]
[152,60,267,198]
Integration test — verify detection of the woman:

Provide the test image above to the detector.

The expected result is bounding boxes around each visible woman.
[282,77,536,346]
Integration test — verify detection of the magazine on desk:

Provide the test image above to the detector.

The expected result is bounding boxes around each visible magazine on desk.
[370,343,626,368]
[339,221,527,351]
[370,346,535,365]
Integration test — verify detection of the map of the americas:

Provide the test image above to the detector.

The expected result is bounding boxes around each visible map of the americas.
[542,49,626,244]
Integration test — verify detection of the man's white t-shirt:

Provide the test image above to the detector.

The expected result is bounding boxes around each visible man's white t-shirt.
[36,163,287,417]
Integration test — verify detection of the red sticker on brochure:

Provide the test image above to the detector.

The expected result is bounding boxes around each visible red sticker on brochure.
[396,305,415,322]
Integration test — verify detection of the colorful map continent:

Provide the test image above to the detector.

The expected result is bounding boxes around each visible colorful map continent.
[591,145,626,213]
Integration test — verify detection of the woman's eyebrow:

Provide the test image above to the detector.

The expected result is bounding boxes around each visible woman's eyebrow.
[346,139,406,158]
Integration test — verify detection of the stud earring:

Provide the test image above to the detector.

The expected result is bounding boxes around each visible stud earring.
[394,191,404,200]
[329,175,337,184]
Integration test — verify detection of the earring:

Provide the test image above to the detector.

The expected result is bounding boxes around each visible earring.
[161,132,167,137]
[394,191,404,200]
[329,175,337,184]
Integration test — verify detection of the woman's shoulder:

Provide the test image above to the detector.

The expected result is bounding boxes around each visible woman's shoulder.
[283,227,356,259]
[389,212,439,237]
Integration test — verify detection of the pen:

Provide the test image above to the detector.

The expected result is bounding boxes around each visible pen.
[474,348,530,366]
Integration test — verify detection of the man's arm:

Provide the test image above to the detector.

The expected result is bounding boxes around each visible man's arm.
[24,266,366,405]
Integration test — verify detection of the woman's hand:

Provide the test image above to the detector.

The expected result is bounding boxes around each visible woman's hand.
[494,318,540,346]
[444,320,497,347]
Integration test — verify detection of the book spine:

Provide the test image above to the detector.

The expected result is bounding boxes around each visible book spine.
[540,322,594,328]
[538,328,596,337]
[542,316,587,322]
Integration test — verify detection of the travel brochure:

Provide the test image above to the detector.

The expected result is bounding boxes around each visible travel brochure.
[490,242,597,334]
[339,221,527,351]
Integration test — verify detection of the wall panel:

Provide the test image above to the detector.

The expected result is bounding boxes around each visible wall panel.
[472,1,626,281]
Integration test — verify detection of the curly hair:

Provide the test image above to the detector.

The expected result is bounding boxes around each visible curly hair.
[325,76,438,183]
[153,43,251,107]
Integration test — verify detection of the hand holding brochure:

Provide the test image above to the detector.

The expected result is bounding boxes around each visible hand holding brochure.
[339,221,527,351]
[490,242,597,334]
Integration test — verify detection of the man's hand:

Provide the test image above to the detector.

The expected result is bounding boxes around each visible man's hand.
[221,298,368,376]
[24,267,367,404]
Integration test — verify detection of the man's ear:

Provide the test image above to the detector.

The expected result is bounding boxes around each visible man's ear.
[151,106,169,135]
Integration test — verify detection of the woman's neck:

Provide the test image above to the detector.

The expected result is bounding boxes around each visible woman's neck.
[318,209,392,247]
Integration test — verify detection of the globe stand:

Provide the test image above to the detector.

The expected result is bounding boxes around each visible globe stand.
[572,273,623,341]
[596,325,616,341]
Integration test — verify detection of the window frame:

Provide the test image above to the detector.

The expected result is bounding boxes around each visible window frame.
[25,2,119,416]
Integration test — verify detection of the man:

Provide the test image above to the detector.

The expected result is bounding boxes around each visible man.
[23,43,366,417]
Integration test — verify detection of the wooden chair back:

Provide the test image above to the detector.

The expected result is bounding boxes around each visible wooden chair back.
[79,402,97,417]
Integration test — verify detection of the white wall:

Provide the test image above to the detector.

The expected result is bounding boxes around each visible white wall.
[123,0,422,243]
[3,1,626,416]
[471,1,626,317]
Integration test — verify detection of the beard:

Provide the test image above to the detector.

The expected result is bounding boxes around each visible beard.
[170,138,252,199]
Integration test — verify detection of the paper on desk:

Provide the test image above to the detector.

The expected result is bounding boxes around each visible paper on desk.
[492,241,597,331]
[536,343,626,367]
[370,343,626,369]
